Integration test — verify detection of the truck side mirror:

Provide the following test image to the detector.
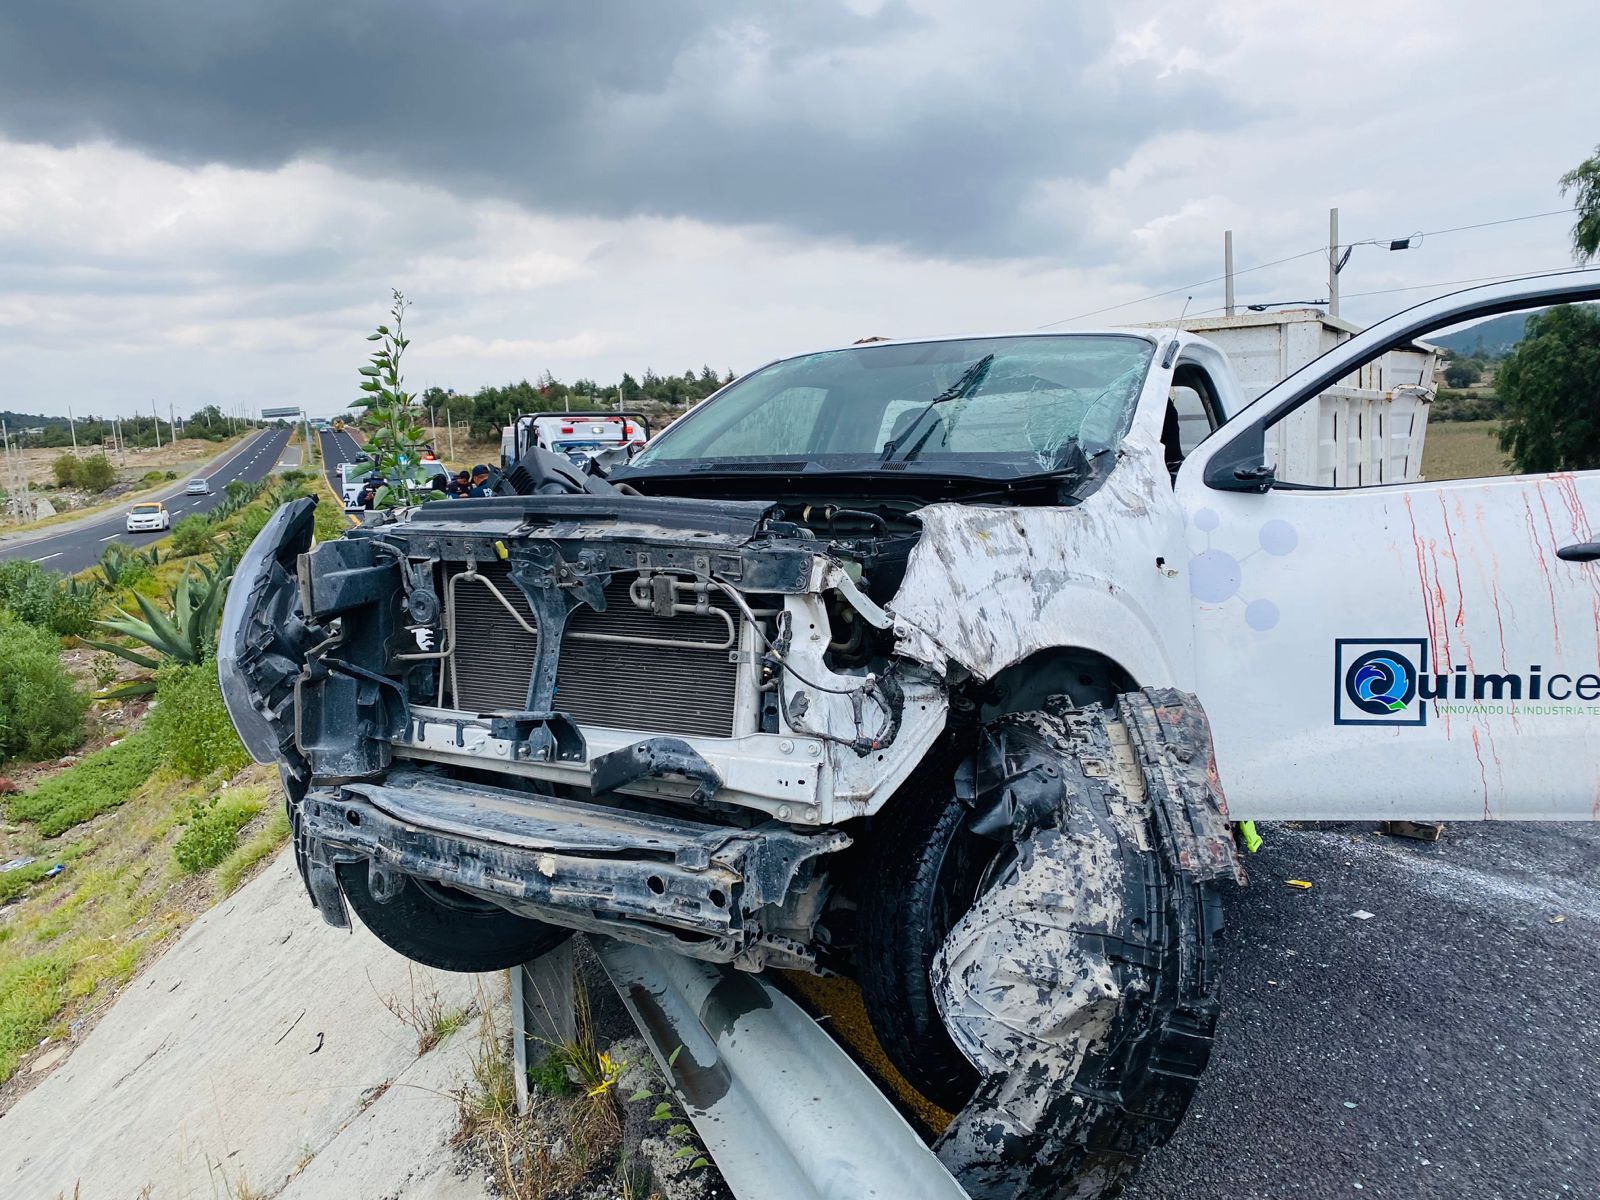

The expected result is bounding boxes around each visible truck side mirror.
[1202,423,1275,493]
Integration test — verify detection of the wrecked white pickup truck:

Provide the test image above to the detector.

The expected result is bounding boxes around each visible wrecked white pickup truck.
[220,271,1600,1199]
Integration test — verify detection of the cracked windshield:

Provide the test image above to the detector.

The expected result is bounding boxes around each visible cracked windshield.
[631,334,1153,473]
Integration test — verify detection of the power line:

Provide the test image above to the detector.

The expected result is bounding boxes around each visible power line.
[1038,206,1581,329]
[1173,263,1589,323]
[1339,265,1587,301]
[1165,262,1597,324]
[1347,207,1576,250]
[1036,248,1326,328]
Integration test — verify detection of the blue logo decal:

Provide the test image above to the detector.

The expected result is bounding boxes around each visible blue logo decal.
[1350,654,1415,714]
[1334,639,1428,727]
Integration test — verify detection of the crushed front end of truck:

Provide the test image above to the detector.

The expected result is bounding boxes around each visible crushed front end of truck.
[221,490,949,973]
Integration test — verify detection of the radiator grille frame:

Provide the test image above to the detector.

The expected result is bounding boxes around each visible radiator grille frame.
[444,562,752,739]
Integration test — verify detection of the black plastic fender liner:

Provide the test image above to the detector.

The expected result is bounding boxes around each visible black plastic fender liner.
[932,689,1242,1200]
[217,496,319,778]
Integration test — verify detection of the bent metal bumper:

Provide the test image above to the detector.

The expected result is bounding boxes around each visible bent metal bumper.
[297,768,848,966]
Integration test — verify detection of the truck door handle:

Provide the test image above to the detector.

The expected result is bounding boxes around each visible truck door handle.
[1557,541,1600,562]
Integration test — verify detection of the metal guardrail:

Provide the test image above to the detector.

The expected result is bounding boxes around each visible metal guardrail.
[592,939,970,1200]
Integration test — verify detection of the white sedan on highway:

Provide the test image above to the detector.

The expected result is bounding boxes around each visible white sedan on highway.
[125,502,171,532]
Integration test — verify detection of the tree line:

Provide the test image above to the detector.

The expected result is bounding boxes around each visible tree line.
[0,404,246,450]
[416,366,735,441]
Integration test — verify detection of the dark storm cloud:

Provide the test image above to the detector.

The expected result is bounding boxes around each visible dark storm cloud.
[0,1,1240,257]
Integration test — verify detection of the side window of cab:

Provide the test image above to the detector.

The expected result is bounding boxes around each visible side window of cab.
[1162,364,1223,478]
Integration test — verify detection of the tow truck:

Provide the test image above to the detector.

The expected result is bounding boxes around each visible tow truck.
[220,271,1600,1198]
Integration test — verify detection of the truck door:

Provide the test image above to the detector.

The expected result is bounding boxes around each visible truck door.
[1174,272,1600,821]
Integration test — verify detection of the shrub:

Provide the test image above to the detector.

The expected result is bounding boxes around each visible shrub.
[0,560,59,626]
[0,617,88,764]
[174,792,266,873]
[1432,389,1505,423]
[48,580,100,639]
[75,454,116,493]
[51,455,79,487]
[0,560,103,638]
[147,661,248,779]
[170,514,215,558]
[234,501,273,544]
[6,729,161,835]
[142,470,165,485]
[98,544,150,590]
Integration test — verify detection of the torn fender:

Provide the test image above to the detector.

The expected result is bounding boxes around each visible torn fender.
[932,690,1239,1199]
[887,440,1188,687]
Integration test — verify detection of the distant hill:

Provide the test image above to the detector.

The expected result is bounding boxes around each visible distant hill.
[0,411,71,431]
[1433,302,1598,358]
[1432,312,1532,358]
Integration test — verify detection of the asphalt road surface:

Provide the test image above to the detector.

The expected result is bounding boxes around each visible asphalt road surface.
[317,425,364,494]
[1125,819,1599,1200]
[0,426,292,575]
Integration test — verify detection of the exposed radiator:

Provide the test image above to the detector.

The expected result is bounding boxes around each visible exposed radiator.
[446,562,744,738]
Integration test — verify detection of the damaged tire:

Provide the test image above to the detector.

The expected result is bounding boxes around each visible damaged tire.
[337,862,571,973]
[863,689,1242,1200]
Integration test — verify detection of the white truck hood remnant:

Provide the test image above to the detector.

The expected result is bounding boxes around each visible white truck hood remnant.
[888,437,1189,689]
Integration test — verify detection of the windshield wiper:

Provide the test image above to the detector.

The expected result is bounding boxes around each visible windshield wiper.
[878,353,994,465]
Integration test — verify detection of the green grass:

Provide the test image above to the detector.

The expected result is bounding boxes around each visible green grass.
[0,755,283,1084]
[1421,419,1511,481]
[0,842,87,904]
[214,805,290,895]
[0,952,72,1081]
[173,789,268,873]
[5,729,163,837]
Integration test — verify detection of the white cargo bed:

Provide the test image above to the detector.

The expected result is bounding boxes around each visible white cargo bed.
[1164,309,1439,488]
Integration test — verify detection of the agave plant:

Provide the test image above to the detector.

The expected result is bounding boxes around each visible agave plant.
[83,564,231,698]
[97,549,128,589]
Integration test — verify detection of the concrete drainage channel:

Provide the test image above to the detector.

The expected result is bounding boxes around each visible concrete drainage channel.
[514,940,969,1200]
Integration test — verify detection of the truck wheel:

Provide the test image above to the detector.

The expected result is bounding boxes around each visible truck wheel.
[857,756,991,1108]
[337,862,570,973]
[862,689,1242,1199]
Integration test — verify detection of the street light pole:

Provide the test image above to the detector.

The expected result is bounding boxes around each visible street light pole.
[152,399,163,451]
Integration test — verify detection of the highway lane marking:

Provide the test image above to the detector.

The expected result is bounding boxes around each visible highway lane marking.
[100,534,120,542]
[31,553,61,562]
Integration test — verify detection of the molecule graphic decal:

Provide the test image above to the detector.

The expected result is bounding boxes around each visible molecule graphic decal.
[1187,508,1298,631]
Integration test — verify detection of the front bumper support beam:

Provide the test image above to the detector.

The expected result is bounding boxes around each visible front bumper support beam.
[296,769,847,961]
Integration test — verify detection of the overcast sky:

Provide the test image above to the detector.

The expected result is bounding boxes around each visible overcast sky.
[0,0,1594,418]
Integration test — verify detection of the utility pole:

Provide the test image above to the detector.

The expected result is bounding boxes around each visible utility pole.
[67,405,79,455]
[152,399,163,451]
[1328,207,1340,320]
[1223,230,1236,318]
[446,412,455,461]
[170,402,177,442]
